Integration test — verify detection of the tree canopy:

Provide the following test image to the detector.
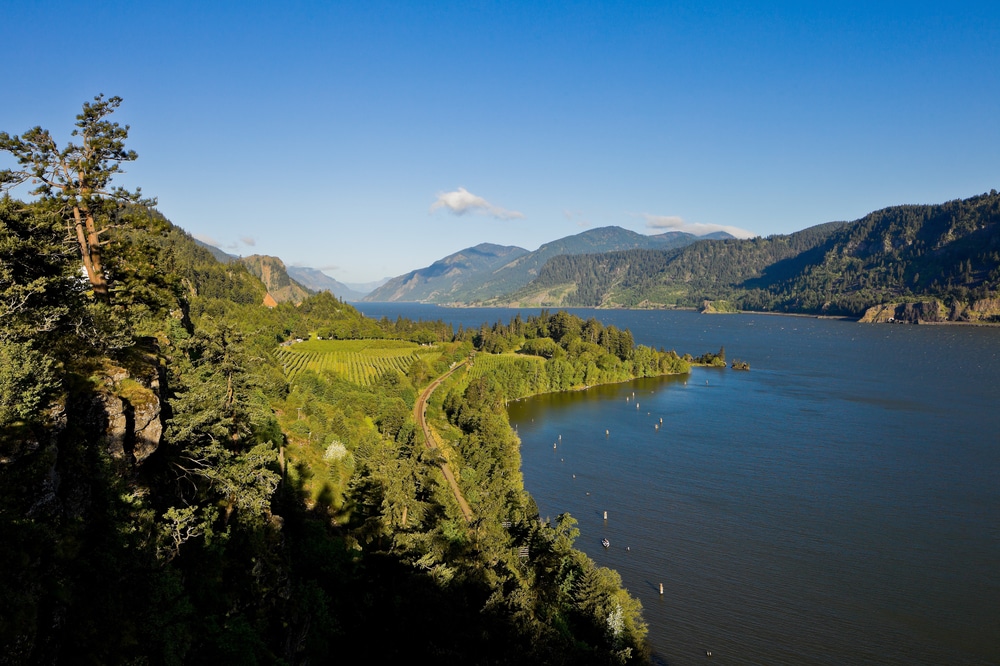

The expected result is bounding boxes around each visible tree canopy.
[1,94,152,300]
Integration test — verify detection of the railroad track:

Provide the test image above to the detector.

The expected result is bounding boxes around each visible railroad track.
[413,360,473,523]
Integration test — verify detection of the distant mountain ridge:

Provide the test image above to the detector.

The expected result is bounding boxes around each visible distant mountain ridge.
[193,238,238,264]
[192,191,1000,321]
[364,226,732,304]
[364,243,529,303]
[286,266,367,301]
[495,221,845,307]
[193,239,367,301]
[499,191,1000,321]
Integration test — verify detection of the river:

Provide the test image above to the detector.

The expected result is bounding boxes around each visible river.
[356,303,1000,665]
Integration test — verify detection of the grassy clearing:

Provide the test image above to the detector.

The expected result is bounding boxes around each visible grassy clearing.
[275,338,440,385]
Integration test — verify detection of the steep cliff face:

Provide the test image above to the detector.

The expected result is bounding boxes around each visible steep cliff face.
[240,254,311,304]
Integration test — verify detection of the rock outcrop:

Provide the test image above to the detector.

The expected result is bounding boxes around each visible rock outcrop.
[860,298,1000,324]
[98,361,164,465]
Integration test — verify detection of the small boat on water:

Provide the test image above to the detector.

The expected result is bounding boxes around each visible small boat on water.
[602,538,610,548]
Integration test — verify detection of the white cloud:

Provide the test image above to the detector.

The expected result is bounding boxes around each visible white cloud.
[563,209,590,228]
[430,187,524,220]
[193,233,259,250]
[643,214,756,239]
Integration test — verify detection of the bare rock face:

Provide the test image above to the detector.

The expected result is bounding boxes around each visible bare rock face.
[860,300,947,323]
[100,362,164,465]
[132,392,163,463]
[969,297,1000,322]
[861,299,1000,324]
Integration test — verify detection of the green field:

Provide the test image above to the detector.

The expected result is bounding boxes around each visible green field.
[275,339,438,385]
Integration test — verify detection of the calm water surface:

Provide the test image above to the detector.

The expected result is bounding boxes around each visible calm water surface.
[359,304,1000,665]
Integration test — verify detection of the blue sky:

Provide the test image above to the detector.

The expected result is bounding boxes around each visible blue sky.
[4,1,999,283]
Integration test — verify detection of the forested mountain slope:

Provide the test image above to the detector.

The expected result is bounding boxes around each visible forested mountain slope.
[366,226,732,304]
[766,191,1000,319]
[193,239,366,301]
[364,242,528,302]
[499,221,846,307]
[500,191,1000,320]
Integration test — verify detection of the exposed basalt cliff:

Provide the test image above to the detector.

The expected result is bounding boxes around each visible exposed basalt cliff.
[97,361,164,465]
[860,298,1000,324]
[241,254,311,304]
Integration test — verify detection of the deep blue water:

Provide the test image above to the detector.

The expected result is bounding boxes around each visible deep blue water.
[358,304,1000,665]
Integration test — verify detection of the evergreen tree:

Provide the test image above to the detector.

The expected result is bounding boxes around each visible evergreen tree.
[1,95,152,301]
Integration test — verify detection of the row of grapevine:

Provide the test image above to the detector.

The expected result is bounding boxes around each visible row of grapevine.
[276,341,437,386]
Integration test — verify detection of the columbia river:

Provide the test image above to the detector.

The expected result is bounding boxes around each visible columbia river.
[358,304,1000,665]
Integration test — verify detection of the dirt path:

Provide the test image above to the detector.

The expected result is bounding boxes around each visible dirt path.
[414,361,473,523]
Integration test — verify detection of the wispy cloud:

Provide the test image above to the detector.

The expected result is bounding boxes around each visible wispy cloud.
[193,233,238,250]
[192,233,258,251]
[643,214,756,239]
[563,209,590,228]
[430,187,524,220]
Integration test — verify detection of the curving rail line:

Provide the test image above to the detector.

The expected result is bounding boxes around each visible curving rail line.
[413,360,473,523]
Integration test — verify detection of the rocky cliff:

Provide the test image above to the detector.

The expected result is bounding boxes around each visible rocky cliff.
[860,298,1000,324]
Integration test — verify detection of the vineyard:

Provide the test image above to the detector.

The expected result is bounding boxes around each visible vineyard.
[275,339,438,385]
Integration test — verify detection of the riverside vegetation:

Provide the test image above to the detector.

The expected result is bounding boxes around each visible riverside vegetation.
[0,97,709,664]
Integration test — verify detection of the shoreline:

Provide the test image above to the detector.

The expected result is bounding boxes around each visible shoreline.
[368,301,1000,326]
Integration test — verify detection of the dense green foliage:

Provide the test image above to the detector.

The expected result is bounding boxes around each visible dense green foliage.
[455,310,690,399]
[1,192,661,663]
[1,94,153,301]
[1,100,672,664]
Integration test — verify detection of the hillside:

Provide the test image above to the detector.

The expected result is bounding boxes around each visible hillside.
[498,222,845,307]
[498,191,1000,321]
[193,237,238,263]
[2,196,656,664]
[240,254,312,304]
[191,239,367,301]
[364,242,529,302]
[365,227,731,304]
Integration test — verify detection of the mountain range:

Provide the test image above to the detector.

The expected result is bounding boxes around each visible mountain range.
[284,266,368,301]
[492,191,1000,321]
[364,227,733,304]
[193,239,375,302]
[195,190,1000,321]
